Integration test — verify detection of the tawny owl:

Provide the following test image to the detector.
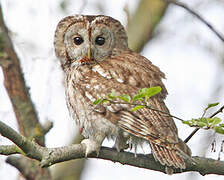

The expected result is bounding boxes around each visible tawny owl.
[54,15,191,170]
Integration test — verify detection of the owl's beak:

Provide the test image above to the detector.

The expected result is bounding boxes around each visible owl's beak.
[80,48,94,65]
[87,48,91,60]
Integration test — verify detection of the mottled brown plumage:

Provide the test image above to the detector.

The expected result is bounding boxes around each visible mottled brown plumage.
[54,15,191,171]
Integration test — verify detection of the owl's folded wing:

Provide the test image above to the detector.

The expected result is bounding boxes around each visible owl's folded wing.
[77,50,190,169]
[79,50,179,144]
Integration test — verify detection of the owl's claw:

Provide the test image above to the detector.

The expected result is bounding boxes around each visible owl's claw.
[114,132,129,152]
[81,139,101,157]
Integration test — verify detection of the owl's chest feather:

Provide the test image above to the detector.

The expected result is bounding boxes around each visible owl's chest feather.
[65,65,120,138]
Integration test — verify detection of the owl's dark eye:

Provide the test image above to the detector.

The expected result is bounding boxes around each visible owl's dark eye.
[95,36,105,46]
[73,36,84,45]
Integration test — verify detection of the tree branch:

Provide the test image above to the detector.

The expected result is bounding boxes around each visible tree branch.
[1,120,224,176]
[0,3,45,145]
[0,145,21,155]
[184,105,224,143]
[6,156,51,180]
[42,121,54,135]
[0,3,51,179]
[164,0,224,43]
[127,0,168,52]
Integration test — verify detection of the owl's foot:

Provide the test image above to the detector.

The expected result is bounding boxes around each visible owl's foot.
[114,139,128,152]
[81,139,101,157]
[81,132,107,157]
[114,131,129,152]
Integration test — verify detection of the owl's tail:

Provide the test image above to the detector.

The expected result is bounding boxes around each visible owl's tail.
[150,138,191,170]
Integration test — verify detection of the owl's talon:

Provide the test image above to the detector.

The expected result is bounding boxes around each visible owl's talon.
[114,133,129,152]
[81,139,101,157]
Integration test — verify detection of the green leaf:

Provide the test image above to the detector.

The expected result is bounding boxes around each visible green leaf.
[144,86,162,98]
[197,122,207,128]
[132,94,145,102]
[211,117,222,125]
[200,118,209,125]
[138,86,162,98]
[191,119,197,125]
[205,102,219,111]
[93,99,102,105]
[101,99,109,104]
[139,88,148,95]
[131,105,145,112]
[132,86,162,102]
[214,126,224,134]
[182,120,192,126]
[107,91,117,100]
[118,95,131,102]
[208,118,215,123]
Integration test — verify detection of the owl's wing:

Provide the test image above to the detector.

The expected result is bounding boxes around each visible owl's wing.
[79,50,190,168]
[80,50,178,143]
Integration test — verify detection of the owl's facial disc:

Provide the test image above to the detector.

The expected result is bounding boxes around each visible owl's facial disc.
[90,24,114,62]
[64,22,93,66]
[64,21,115,67]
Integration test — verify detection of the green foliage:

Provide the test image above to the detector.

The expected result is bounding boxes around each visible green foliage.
[92,99,102,105]
[131,105,145,112]
[92,89,224,135]
[92,86,162,111]
[133,86,161,102]
[205,102,219,111]
[182,103,224,134]
[118,95,132,103]
[201,102,220,117]
[182,117,223,128]
[93,99,109,105]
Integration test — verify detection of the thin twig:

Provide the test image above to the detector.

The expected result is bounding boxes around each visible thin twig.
[209,105,224,118]
[104,99,185,121]
[184,128,199,143]
[42,121,53,135]
[184,105,224,143]
[164,0,224,43]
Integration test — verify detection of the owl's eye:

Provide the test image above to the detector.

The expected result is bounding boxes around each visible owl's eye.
[95,36,105,46]
[73,36,84,45]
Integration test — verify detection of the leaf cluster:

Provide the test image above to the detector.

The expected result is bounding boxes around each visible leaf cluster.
[182,103,224,134]
[93,86,162,111]
[93,88,224,135]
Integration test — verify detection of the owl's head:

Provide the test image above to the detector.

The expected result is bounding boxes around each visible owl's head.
[54,15,128,68]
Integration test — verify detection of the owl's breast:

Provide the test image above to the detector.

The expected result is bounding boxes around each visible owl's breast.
[65,66,120,138]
